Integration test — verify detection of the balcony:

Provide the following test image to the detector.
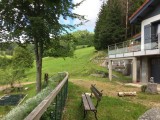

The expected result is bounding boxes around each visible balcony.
[108,39,159,59]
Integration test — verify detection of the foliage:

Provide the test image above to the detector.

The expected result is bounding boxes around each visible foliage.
[44,30,94,57]
[43,34,75,57]
[94,0,145,50]
[0,42,16,56]
[0,46,33,86]
[72,30,94,46]
[2,74,64,120]
[94,0,125,50]
[12,46,34,70]
[0,56,12,69]
[0,67,25,87]
[141,85,147,93]
[0,0,86,93]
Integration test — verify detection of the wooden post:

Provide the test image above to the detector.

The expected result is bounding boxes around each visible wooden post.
[44,73,49,85]
[109,60,112,81]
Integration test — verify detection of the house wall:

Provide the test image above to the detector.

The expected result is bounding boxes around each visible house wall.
[141,14,160,51]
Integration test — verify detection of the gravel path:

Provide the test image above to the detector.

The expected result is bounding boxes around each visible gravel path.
[138,108,160,120]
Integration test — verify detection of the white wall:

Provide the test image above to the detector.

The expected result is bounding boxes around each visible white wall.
[141,14,160,51]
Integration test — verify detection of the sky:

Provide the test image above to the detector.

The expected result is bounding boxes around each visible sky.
[60,0,106,33]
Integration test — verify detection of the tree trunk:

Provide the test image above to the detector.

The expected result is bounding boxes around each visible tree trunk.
[34,39,43,93]
[125,0,129,39]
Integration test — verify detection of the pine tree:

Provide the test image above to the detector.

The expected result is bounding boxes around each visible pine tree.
[94,0,145,50]
[94,0,125,50]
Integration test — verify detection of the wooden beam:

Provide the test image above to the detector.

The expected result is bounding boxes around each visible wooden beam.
[24,72,69,120]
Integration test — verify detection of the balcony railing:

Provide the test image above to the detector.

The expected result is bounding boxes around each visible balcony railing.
[108,39,158,55]
[108,40,141,55]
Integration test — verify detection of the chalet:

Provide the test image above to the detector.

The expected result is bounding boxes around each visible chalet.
[108,0,160,83]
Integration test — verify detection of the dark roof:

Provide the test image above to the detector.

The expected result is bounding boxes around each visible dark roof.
[132,33,141,40]
[129,0,160,24]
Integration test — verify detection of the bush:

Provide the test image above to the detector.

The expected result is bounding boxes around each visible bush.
[141,85,147,92]
[2,73,65,120]
[0,57,12,69]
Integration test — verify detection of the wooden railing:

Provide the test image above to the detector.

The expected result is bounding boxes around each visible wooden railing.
[25,72,69,120]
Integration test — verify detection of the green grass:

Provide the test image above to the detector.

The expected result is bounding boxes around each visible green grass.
[25,47,107,82]
[138,92,160,102]
[62,82,148,120]
[25,47,131,83]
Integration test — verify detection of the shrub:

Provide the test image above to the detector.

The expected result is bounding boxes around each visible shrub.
[2,73,65,120]
[0,57,12,69]
[141,85,147,92]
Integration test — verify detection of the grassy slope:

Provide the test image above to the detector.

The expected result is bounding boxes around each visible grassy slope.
[25,47,107,82]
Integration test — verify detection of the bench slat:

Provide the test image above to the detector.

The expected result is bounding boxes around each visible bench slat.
[82,94,90,110]
[91,85,102,96]
[85,94,96,111]
[91,87,101,101]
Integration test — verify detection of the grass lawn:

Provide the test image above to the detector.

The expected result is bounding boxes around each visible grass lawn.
[25,47,107,82]
[62,82,148,120]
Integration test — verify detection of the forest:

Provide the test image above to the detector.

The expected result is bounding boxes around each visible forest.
[94,0,145,50]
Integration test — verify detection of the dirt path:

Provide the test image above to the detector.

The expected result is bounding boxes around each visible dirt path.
[70,79,160,108]
[0,82,35,91]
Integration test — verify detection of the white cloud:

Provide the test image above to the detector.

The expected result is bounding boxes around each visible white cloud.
[73,0,106,32]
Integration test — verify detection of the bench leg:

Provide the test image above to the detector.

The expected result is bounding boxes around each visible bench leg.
[80,98,83,107]
[94,111,98,120]
[84,110,87,118]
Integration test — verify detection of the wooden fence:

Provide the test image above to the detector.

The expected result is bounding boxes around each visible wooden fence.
[25,72,69,120]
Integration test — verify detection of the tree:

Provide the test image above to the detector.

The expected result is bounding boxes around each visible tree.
[0,56,12,69]
[0,0,85,93]
[12,46,34,71]
[94,0,146,50]
[43,34,75,57]
[0,67,25,87]
[0,46,33,87]
[72,30,94,46]
[94,0,125,50]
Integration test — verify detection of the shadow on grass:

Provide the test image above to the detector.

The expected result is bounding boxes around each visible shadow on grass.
[62,82,148,120]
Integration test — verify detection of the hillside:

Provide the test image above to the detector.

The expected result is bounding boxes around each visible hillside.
[25,47,107,82]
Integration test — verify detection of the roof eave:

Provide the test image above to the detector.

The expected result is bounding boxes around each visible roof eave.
[129,0,154,24]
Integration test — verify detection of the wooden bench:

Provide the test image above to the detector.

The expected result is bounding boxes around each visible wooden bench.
[81,84,103,120]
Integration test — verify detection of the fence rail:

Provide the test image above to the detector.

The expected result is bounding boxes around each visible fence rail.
[25,72,69,120]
